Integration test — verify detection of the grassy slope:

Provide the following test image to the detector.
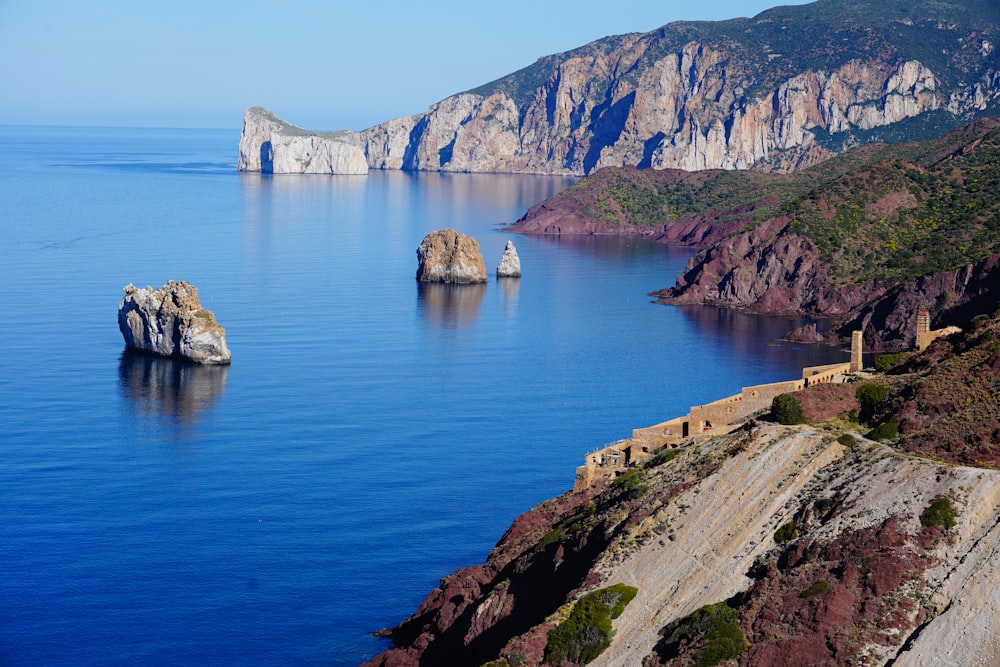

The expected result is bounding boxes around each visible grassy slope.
[527,117,1000,287]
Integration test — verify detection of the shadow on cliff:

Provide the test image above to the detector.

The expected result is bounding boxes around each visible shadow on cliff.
[394,522,612,667]
[118,350,229,427]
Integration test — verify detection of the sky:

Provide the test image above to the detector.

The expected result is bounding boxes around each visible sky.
[0,0,812,131]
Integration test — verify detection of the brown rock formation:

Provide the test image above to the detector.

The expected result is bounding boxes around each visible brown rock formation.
[415,229,488,284]
[117,281,231,365]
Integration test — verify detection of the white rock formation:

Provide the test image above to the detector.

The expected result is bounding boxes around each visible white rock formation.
[118,281,232,364]
[237,107,368,175]
[495,240,522,278]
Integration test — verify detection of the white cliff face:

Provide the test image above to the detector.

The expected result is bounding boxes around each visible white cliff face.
[240,11,998,176]
[237,107,368,175]
[357,49,959,176]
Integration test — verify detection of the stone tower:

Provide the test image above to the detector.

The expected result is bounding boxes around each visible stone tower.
[850,330,863,372]
[916,311,931,351]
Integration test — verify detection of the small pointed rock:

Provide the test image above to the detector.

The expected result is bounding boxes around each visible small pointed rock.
[496,240,521,278]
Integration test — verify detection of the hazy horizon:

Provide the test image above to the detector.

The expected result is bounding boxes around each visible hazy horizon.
[0,0,811,131]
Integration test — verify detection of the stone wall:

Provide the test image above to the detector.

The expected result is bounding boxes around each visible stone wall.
[574,365,851,490]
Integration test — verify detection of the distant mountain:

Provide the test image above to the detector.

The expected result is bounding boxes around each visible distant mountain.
[241,0,1000,175]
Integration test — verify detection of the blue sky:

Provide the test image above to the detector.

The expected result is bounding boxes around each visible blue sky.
[0,0,811,130]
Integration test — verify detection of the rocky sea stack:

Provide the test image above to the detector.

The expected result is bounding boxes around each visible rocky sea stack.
[415,229,488,284]
[237,107,368,175]
[496,240,522,278]
[118,281,232,365]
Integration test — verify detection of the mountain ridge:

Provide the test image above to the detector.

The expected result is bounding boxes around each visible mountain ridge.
[240,0,1000,176]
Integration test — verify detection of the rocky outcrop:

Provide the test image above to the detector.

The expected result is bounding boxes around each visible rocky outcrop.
[248,1,999,175]
[366,310,1000,665]
[237,107,368,175]
[118,281,231,364]
[495,240,521,278]
[415,229,488,284]
[368,424,1000,666]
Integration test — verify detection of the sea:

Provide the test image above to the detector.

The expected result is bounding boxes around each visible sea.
[0,125,848,665]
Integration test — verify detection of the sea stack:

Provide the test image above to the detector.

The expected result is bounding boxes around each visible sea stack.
[495,240,522,278]
[237,107,368,175]
[415,229,488,284]
[118,281,232,365]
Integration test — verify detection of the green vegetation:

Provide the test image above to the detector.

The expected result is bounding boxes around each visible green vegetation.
[856,383,891,425]
[868,421,900,442]
[612,469,650,497]
[540,118,1000,290]
[836,433,857,448]
[535,528,566,552]
[646,447,681,469]
[774,521,797,544]
[814,497,835,514]
[771,393,806,425]
[543,584,638,665]
[874,353,907,373]
[920,497,957,530]
[658,601,749,667]
[800,580,829,598]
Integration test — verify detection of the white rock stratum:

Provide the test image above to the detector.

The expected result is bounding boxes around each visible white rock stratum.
[237,107,368,175]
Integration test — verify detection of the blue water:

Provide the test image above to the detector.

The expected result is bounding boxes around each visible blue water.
[0,126,847,665]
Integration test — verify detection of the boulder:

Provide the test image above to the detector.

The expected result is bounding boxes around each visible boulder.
[415,229,488,284]
[496,240,522,278]
[118,281,232,365]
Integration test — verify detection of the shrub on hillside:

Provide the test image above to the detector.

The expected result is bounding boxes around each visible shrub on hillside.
[920,497,956,530]
[771,393,806,425]
[868,421,899,442]
[874,353,906,372]
[856,383,890,424]
[656,601,749,667]
[774,521,797,544]
[837,433,857,448]
[543,584,638,665]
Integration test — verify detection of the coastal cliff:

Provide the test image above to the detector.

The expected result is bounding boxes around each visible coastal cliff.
[237,107,368,175]
[366,313,1000,666]
[508,117,1000,350]
[241,0,1000,175]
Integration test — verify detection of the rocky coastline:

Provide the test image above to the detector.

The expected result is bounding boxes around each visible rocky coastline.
[365,312,1000,666]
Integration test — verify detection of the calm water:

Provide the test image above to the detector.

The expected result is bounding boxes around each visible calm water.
[0,126,847,665]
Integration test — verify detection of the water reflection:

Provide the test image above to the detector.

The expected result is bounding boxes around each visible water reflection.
[118,351,229,427]
[674,305,849,365]
[416,283,487,329]
[497,277,520,317]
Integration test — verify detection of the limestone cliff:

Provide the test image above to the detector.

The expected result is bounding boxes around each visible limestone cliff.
[415,229,488,284]
[237,107,368,175]
[365,312,1000,666]
[245,0,999,175]
[118,281,231,365]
